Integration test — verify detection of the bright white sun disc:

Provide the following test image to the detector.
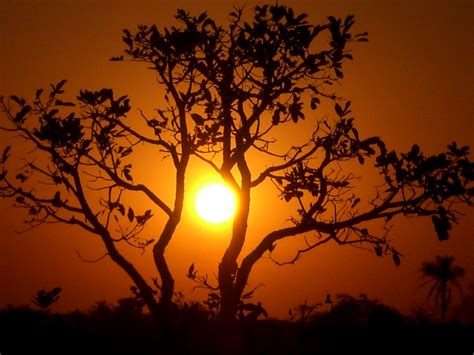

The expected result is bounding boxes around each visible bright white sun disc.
[195,183,236,223]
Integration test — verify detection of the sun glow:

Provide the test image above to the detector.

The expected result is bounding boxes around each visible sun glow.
[195,183,236,223]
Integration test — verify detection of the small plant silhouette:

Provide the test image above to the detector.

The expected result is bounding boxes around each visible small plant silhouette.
[32,287,62,309]
[421,255,465,323]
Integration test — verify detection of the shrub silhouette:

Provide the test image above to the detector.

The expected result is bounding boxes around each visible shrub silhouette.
[32,287,62,309]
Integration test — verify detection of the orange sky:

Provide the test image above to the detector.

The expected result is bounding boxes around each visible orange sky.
[0,0,473,318]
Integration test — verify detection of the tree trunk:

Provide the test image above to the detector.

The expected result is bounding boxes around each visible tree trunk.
[152,159,188,310]
[218,259,239,320]
[153,243,175,309]
[218,173,251,320]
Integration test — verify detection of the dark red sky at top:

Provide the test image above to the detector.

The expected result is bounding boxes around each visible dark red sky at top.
[0,0,472,318]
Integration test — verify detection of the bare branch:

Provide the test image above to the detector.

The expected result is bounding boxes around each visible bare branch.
[76,250,109,263]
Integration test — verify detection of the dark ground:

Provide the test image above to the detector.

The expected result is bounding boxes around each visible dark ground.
[0,294,472,355]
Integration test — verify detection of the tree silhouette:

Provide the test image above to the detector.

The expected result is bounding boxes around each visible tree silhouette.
[1,4,473,321]
[0,82,181,319]
[420,255,465,323]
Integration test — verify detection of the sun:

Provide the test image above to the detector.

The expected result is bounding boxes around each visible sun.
[195,183,236,223]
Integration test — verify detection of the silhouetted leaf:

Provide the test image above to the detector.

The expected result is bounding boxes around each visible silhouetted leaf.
[56,80,67,92]
[123,165,133,181]
[121,147,133,157]
[351,127,359,140]
[432,213,451,241]
[310,97,320,110]
[14,105,31,122]
[117,203,125,216]
[124,170,133,181]
[55,99,75,107]
[351,198,360,208]
[344,101,351,113]
[52,191,62,207]
[136,209,153,225]
[186,263,196,279]
[10,95,25,106]
[15,173,27,182]
[392,252,401,266]
[2,146,11,163]
[127,207,134,222]
[272,110,280,125]
[374,246,383,257]
[145,238,155,246]
[35,89,44,100]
